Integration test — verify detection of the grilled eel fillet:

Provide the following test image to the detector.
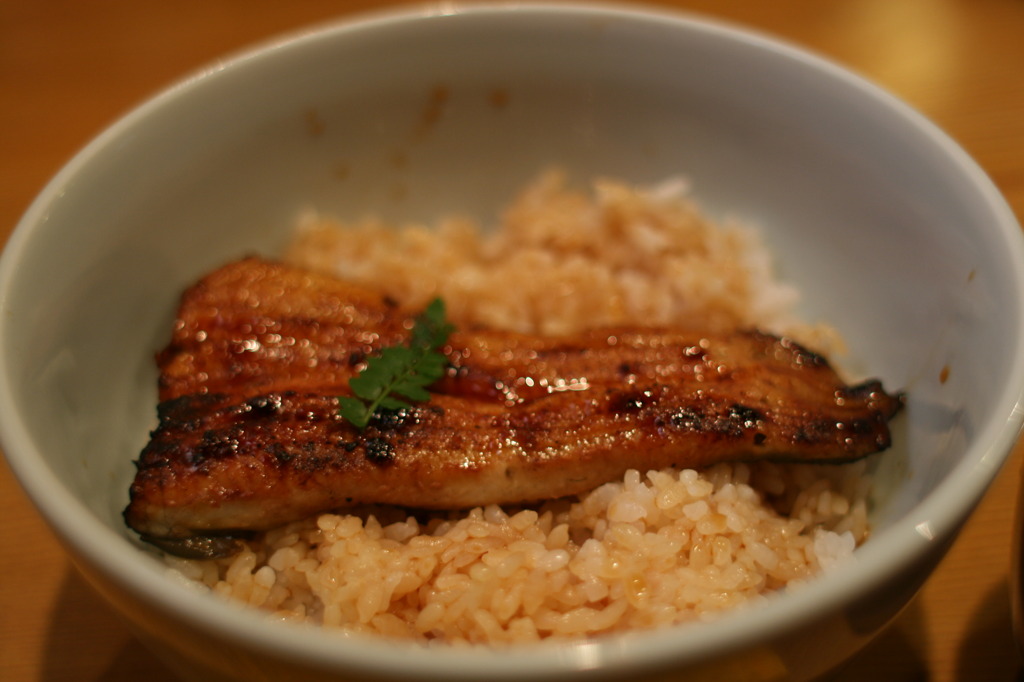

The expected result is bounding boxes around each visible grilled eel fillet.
[124,257,903,551]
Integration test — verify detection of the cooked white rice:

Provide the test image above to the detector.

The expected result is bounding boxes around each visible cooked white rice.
[164,171,869,643]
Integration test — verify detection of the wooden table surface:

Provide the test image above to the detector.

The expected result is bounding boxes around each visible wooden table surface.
[2,1,1023,680]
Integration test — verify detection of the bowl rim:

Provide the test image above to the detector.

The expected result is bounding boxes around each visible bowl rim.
[2,1,1023,678]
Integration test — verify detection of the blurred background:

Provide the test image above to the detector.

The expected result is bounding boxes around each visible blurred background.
[1,1,1022,680]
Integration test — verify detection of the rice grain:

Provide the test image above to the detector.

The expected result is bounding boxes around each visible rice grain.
[167,172,874,644]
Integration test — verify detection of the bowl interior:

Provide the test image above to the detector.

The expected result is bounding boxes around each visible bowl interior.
[2,4,1022,677]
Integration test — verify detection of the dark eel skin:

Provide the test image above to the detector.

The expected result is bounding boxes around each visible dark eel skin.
[124,258,903,556]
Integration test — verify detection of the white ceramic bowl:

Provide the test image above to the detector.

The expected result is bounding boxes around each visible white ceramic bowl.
[2,4,1023,681]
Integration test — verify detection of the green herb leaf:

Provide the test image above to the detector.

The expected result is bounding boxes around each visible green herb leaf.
[339,297,454,430]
